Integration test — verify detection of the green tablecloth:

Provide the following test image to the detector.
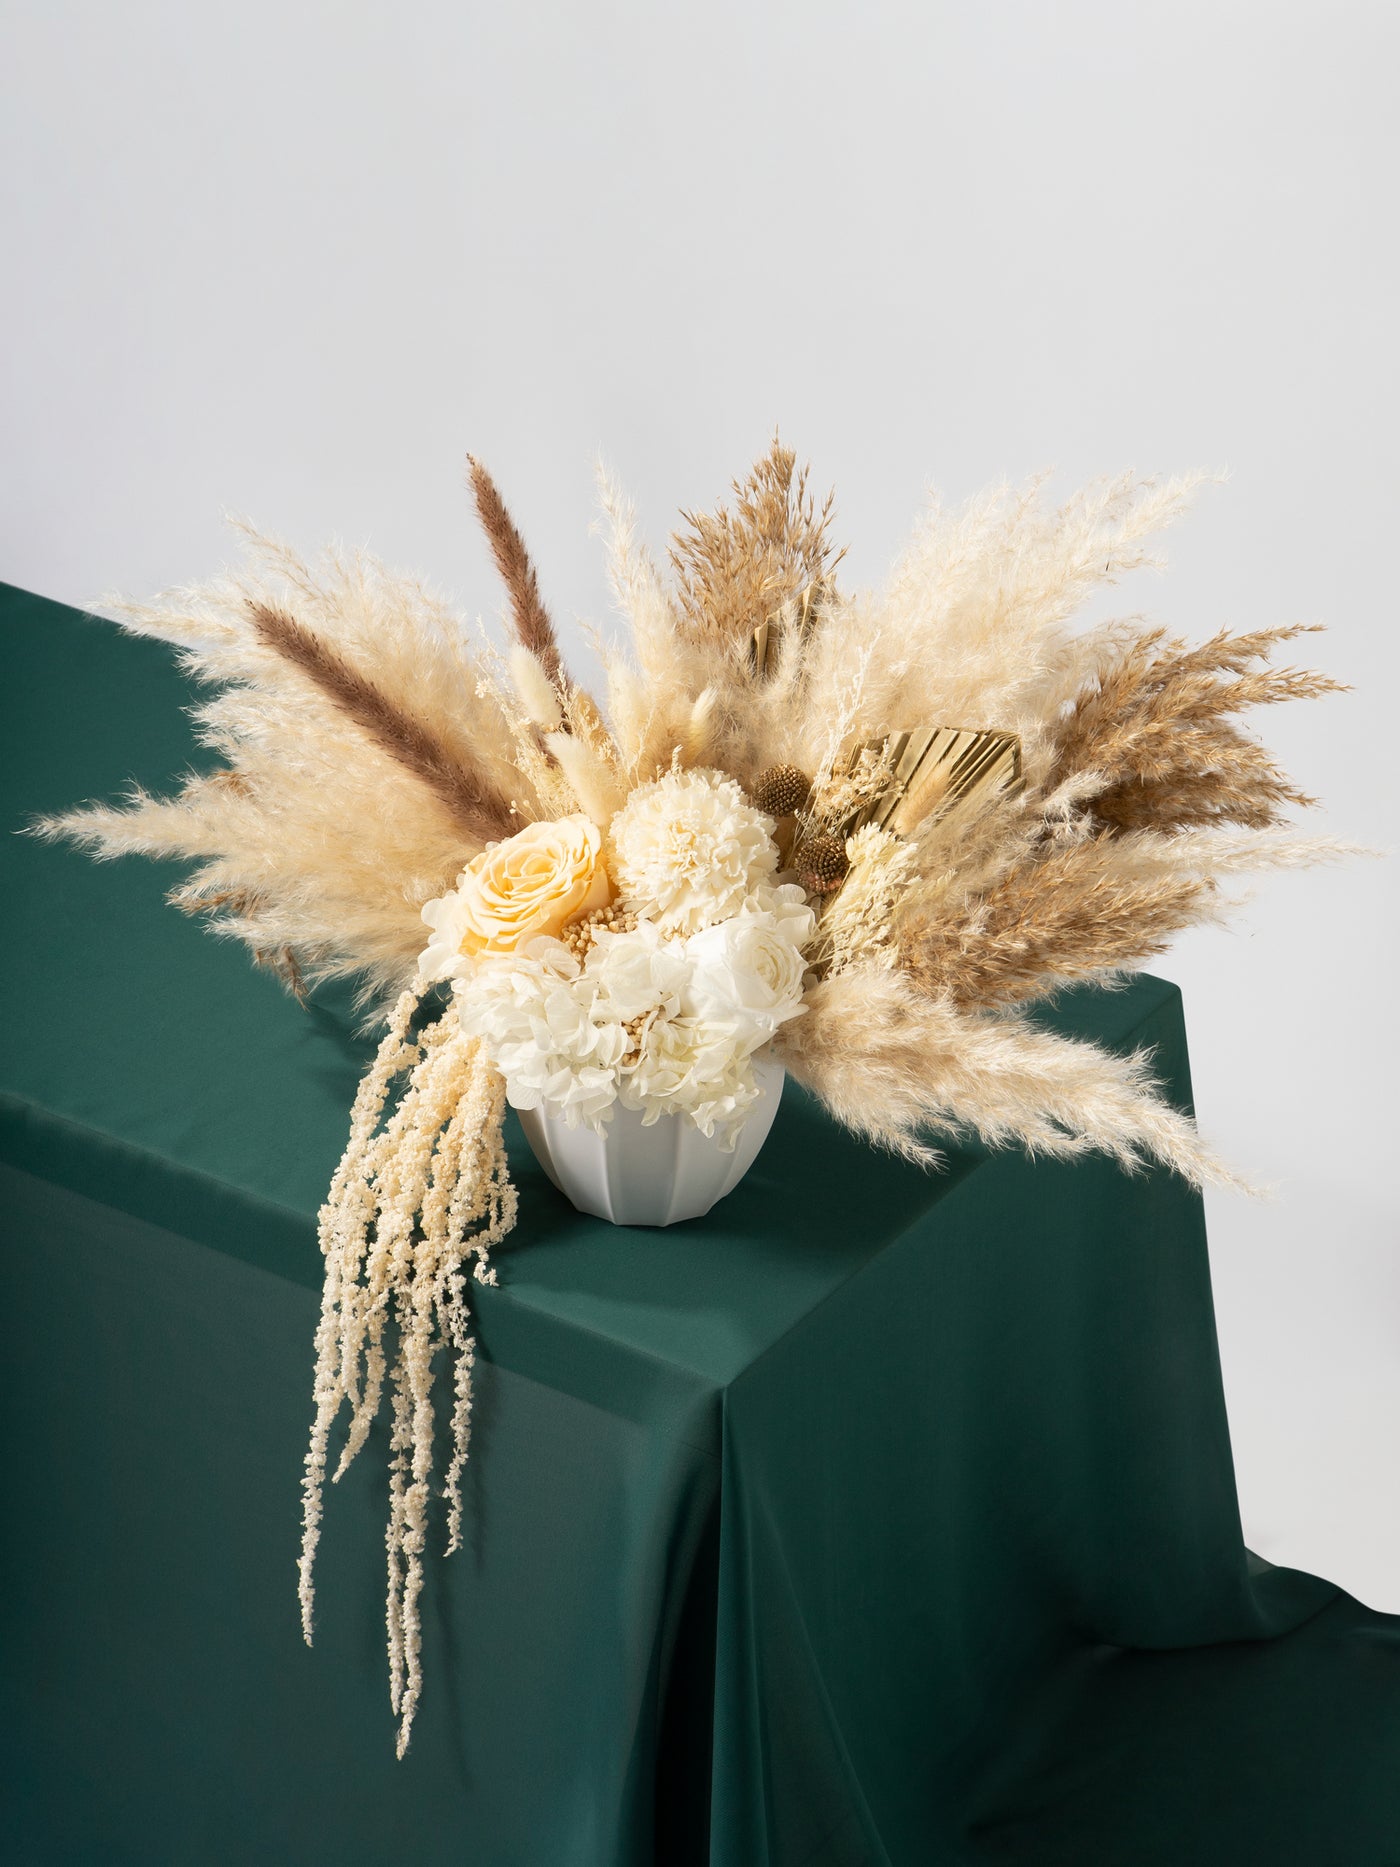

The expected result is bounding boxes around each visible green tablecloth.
[3,581,1397,1866]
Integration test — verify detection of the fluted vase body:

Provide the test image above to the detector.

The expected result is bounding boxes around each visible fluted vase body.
[518,1059,784,1226]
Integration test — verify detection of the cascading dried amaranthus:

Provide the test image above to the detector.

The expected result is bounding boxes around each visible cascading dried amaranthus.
[300,986,514,1757]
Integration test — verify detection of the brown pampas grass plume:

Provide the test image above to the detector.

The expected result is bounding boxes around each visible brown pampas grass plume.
[467,454,618,764]
[467,454,564,687]
[668,434,842,648]
[248,600,517,844]
[1045,622,1347,833]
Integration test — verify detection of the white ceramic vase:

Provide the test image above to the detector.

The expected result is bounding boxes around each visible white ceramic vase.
[518,1058,785,1227]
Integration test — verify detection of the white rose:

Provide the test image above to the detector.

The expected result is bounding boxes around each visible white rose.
[682,911,809,1041]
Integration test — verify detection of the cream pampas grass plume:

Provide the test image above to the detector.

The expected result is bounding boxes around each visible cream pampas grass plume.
[777,968,1251,1189]
[41,532,543,999]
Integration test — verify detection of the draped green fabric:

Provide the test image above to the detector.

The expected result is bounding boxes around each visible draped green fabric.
[3,582,1397,1865]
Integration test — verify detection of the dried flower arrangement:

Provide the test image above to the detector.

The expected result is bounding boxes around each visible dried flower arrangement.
[45,439,1352,1752]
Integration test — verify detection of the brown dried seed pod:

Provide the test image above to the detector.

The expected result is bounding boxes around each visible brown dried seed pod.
[796,831,849,895]
[752,763,811,817]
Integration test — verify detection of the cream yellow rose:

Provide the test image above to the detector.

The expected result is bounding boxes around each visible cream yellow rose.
[420,815,610,977]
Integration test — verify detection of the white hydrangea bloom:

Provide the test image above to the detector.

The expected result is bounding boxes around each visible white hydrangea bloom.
[418,879,475,987]
[454,937,628,1130]
[609,768,778,935]
[582,921,690,1021]
[620,1013,759,1142]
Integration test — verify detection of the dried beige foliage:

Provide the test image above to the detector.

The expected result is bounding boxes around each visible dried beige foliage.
[1046,622,1345,833]
[776,967,1253,1188]
[669,434,841,647]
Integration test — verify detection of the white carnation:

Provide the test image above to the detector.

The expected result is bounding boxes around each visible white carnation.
[609,768,778,935]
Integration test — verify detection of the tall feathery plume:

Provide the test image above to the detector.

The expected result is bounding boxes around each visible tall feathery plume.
[899,837,1216,1008]
[668,434,841,648]
[466,455,564,687]
[595,461,708,779]
[468,455,618,759]
[821,472,1207,782]
[247,601,517,845]
[1045,623,1347,833]
[776,968,1248,1189]
[660,433,846,787]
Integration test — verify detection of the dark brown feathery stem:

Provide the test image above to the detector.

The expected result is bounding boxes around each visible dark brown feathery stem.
[466,455,563,687]
[247,601,515,844]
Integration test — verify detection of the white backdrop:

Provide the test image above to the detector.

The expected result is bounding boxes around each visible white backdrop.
[3,0,1396,1603]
